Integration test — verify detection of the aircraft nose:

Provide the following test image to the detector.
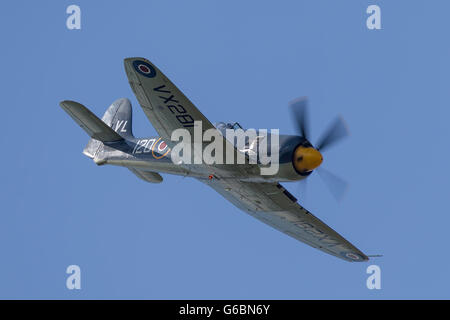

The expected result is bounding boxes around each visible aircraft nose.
[293,147,323,173]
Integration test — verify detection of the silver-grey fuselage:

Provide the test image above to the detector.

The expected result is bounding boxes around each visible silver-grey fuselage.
[88,131,309,184]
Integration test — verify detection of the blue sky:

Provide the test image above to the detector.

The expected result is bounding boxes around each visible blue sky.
[0,0,449,299]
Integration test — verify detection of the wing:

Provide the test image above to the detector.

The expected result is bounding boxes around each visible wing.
[123,57,216,143]
[199,178,368,262]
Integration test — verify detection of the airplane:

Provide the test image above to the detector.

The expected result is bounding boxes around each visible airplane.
[60,57,368,262]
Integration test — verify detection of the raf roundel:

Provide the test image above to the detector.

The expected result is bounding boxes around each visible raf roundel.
[158,141,167,152]
[133,60,156,78]
[344,252,361,261]
[139,65,150,73]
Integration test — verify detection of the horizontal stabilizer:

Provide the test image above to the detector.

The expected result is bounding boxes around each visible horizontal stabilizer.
[60,100,124,143]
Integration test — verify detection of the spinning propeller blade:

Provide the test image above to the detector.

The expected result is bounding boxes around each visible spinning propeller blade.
[298,178,308,202]
[289,97,310,140]
[289,97,350,202]
[316,116,350,151]
[317,167,349,202]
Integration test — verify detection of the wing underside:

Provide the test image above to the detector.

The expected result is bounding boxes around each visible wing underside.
[199,178,368,262]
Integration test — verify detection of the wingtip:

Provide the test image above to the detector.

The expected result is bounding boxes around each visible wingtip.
[59,100,72,109]
[124,57,148,63]
[341,251,370,262]
[59,100,81,109]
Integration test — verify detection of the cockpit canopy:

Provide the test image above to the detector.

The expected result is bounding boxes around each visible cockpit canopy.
[215,122,244,131]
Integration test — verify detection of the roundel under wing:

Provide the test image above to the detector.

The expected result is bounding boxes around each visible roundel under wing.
[133,60,157,78]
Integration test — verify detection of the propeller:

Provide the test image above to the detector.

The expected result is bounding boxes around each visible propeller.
[290,97,310,141]
[316,167,349,201]
[289,97,349,201]
[316,116,349,152]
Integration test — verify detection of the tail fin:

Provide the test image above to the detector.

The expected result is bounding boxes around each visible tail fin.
[100,98,134,139]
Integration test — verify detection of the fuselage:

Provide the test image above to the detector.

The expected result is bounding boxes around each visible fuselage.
[90,127,310,183]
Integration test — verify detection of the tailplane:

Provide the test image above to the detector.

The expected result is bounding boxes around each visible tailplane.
[59,98,134,159]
